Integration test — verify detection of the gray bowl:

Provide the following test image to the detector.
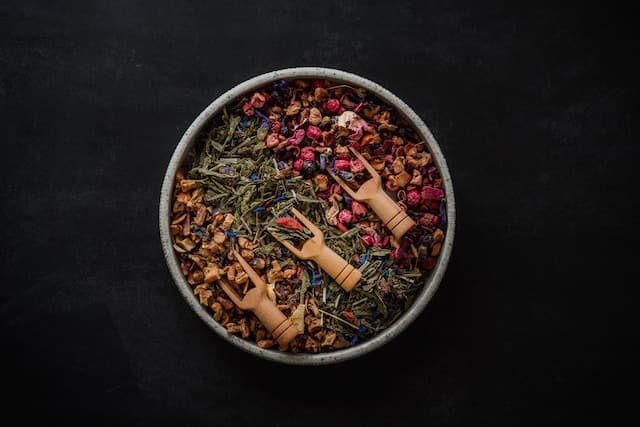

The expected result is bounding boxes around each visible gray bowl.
[159,67,455,365]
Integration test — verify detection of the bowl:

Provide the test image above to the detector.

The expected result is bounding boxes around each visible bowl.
[159,67,455,365]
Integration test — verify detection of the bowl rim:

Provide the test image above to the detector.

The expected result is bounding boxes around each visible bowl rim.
[159,67,455,365]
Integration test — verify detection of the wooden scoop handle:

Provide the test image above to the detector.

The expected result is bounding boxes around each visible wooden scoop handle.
[312,245,362,291]
[253,295,298,347]
[367,188,415,240]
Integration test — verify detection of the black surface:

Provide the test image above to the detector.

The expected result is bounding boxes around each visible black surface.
[1,1,636,425]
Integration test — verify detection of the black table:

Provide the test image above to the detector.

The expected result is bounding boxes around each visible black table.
[2,1,634,425]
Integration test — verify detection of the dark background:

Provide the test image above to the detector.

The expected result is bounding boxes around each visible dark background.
[1,1,636,425]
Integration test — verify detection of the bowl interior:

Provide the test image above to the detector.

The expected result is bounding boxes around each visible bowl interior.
[159,67,455,365]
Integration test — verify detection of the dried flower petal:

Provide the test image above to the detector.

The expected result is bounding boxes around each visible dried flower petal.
[275,216,304,232]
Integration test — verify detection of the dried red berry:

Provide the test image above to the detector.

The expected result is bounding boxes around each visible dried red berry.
[406,189,421,206]
[301,147,316,161]
[306,125,322,140]
[326,98,341,113]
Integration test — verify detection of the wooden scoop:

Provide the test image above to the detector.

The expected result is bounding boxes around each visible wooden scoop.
[269,208,362,292]
[217,249,298,347]
[330,146,415,240]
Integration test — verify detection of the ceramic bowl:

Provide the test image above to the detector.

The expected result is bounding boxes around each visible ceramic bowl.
[159,67,455,365]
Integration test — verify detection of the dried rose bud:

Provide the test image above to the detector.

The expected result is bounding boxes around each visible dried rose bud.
[325,98,341,113]
[351,200,367,218]
[333,159,350,170]
[306,125,322,140]
[338,209,353,224]
[271,121,281,134]
[276,216,304,232]
[293,158,304,171]
[350,158,365,174]
[250,92,267,108]
[242,101,254,116]
[361,234,375,246]
[301,148,316,161]
[406,189,422,206]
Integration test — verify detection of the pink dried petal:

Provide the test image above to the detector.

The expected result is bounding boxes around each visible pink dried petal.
[293,158,304,171]
[422,185,444,201]
[250,92,267,108]
[283,128,305,148]
[266,133,280,148]
[351,200,367,218]
[350,159,365,174]
[276,217,304,232]
[242,101,255,116]
[361,235,375,246]
[334,159,350,170]
[338,209,353,224]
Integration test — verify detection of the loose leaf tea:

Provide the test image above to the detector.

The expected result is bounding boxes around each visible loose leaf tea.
[170,79,447,353]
